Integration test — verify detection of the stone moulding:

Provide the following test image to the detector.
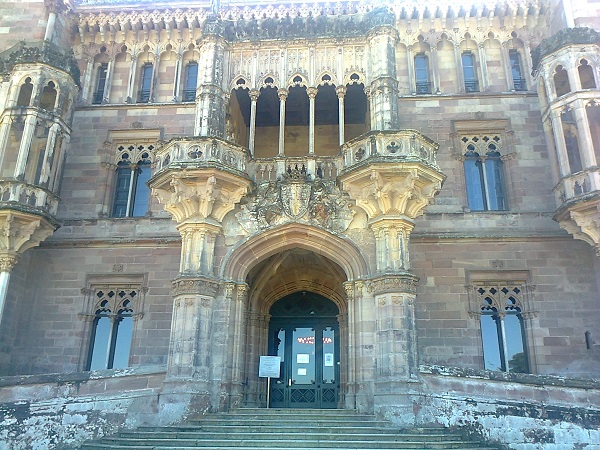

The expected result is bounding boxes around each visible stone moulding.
[0,41,81,86]
[171,276,221,296]
[532,27,600,70]
[367,273,419,295]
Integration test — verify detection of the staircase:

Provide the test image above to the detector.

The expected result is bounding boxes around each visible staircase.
[80,408,500,449]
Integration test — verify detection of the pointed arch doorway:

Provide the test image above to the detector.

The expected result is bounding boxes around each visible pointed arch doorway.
[268,292,340,409]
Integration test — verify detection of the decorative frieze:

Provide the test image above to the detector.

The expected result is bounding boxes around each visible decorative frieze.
[367,273,419,296]
[172,276,221,297]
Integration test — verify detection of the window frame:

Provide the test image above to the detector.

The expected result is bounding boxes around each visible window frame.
[92,63,108,105]
[462,139,507,212]
[508,50,527,91]
[182,62,198,102]
[461,51,479,93]
[138,63,153,103]
[414,53,431,94]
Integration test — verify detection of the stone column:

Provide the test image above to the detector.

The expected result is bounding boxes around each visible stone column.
[336,86,346,146]
[455,44,465,92]
[228,283,248,409]
[371,218,414,272]
[248,89,259,156]
[39,123,60,186]
[103,57,115,103]
[126,54,137,102]
[0,256,18,328]
[14,115,37,180]
[477,43,489,91]
[500,43,513,91]
[572,100,597,169]
[81,57,94,104]
[277,88,288,157]
[406,45,415,94]
[0,117,12,168]
[549,109,572,177]
[430,47,440,93]
[44,11,56,42]
[172,52,183,102]
[307,87,317,155]
[343,281,357,409]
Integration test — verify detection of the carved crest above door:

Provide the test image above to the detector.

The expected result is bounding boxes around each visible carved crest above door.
[236,166,354,233]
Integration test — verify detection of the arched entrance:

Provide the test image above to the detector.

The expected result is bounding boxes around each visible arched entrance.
[268,292,340,408]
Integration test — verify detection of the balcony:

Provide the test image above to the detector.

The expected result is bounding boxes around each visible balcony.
[512,78,527,91]
[553,167,600,254]
[0,179,60,216]
[415,81,432,95]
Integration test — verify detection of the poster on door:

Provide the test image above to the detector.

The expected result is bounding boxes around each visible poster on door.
[324,353,334,367]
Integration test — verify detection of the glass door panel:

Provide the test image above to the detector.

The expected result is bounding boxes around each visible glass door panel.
[292,328,315,385]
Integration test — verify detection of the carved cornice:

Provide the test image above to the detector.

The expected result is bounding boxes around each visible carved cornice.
[366,273,419,295]
[0,41,81,86]
[172,276,221,297]
[532,28,600,71]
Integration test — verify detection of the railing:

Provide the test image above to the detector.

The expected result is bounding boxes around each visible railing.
[154,137,248,174]
[0,179,60,216]
[92,91,104,105]
[512,78,527,91]
[249,156,340,183]
[415,81,431,95]
[553,167,600,205]
[182,89,196,102]
[464,80,479,93]
[138,90,151,103]
[341,130,440,171]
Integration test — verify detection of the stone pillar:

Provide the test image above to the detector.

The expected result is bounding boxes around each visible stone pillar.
[406,45,415,94]
[549,109,572,177]
[39,123,60,186]
[103,58,115,103]
[277,88,288,156]
[343,281,357,409]
[0,117,12,168]
[430,47,440,93]
[371,218,414,272]
[307,87,317,155]
[500,43,513,91]
[126,54,137,102]
[14,115,37,180]
[455,44,465,92]
[172,52,183,102]
[0,256,18,328]
[336,86,346,146]
[81,57,94,104]
[248,89,259,156]
[228,283,248,409]
[477,43,489,91]
[44,11,56,42]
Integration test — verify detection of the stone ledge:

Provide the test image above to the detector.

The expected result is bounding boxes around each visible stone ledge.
[0,365,166,388]
[420,364,599,390]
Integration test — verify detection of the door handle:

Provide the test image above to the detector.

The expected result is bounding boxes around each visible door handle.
[288,378,292,387]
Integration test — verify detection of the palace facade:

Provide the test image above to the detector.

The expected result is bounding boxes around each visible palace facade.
[0,0,599,448]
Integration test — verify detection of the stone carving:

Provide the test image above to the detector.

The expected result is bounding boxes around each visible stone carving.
[236,167,354,233]
[0,41,80,85]
[172,277,220,297]
[367,274,419,295]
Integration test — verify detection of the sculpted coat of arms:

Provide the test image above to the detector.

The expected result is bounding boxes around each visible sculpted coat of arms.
[236,166,354,233]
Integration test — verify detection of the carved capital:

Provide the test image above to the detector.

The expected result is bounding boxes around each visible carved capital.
[367,273,419,296]
[172,276,221,297]
[0,255,18,272]
[248,89,260,102]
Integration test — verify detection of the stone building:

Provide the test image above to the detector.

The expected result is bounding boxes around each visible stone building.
[0,0,598,448]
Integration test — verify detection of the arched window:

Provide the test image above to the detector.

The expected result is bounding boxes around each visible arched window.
[16,77,33,106]
[87,290,136,371]
[414,53,431,94]
[562,110,583,173]
[462,52,479,92]
[92,63,108,104]
[112,145,153,218]
[553,65,570,97]
[509,50,526,91]
[40,81,57,110]
[182,62,198,102]
[463,135,506,211]
[478,285,529,373]
[579,59,596,89]
[138,64,153,103]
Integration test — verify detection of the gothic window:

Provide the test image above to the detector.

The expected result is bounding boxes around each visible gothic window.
[562,110,583,173]
[40,81,57,110]
[462,135,506,211]
[415,53,431,94]
[509,50,526,91]
[475,284,529,373]
[182,63,198,102]
[92,63,108,105]
[462,52,479,93]
[85,286,140,370]
[553,65,570,97]
[578,59,596,89]
[138,64,153,103]
[16,77,33,106]
[111,143,154,218]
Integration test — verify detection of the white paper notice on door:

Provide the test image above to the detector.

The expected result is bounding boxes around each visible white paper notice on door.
[297,354,310,364]
[297,368,307,376]
[324,353,334,367]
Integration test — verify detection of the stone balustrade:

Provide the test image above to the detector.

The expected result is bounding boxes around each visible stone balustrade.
[341,130,440,171]
[154,137,248,176]
[0,179,60,216]
[250,156,340,183]
[554,167,600,205]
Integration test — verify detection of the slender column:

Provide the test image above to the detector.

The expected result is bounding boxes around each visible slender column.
[126,54,137,102]
[103,58,115,103]
[81,57,94,104]
[148,53,159,103]
[430,47,440,93]
[500,43,513,91]
[50,133,68,192]
[567,66,582,92]
[0,117,12,168]
[0,256,18,328]
[336,86,346,146]
[572,101,597,168]
[307,87,317,155]
[39,123,60,185]
[522,42,534,89]
[549,110,572,177]
[14,115,37,179]
[248,89,260,156]
[406,45,415,94]
[454,44,465,92]
[477,43,489,91]
[277,89,288,157]
[172,53,183,102]
[44,12,56,42]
